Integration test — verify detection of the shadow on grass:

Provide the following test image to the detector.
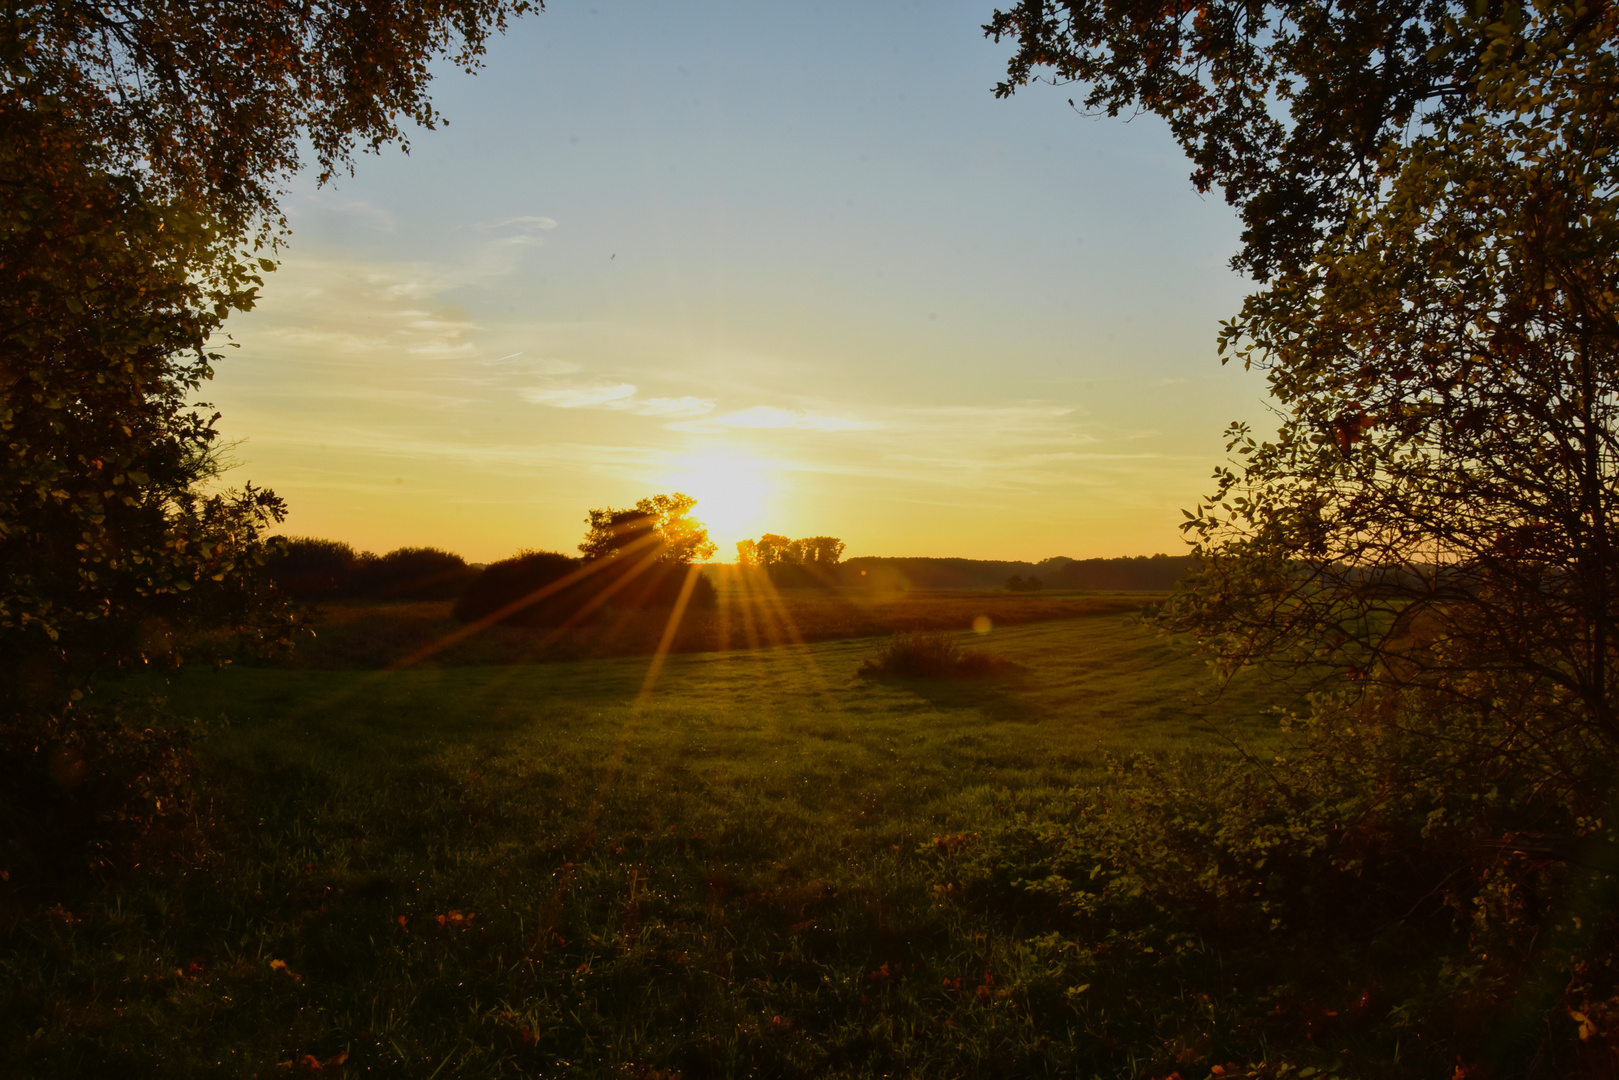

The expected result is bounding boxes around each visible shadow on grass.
[870,675,1043,724]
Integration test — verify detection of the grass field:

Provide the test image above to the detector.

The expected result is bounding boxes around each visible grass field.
[292,580,1155,669]
[3,611,1303,1078]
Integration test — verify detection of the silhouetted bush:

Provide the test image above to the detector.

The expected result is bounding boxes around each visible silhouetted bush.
[1005,574,1044,592]
[858,631,1022,679]
[351,546,475,601]
[0,697,206,893]
[267,537,367,600]
[453,551,583,626]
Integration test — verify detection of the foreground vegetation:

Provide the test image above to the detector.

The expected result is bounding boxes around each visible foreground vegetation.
[4,613,1312,1078]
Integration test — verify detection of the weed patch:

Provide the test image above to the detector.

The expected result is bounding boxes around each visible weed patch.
[858,631,1023,679]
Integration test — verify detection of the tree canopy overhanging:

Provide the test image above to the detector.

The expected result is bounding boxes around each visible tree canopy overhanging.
[993,0,1619,1069]
[985,0,1613,279]
[1,1,537,881]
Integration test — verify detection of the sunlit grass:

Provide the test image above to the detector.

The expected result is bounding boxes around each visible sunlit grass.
[2,613,1297,1077]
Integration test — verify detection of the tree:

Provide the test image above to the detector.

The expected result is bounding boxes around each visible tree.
[2,0,537,879]
[1163,3,1619,782]
[738,532,845,587]
[991,1,1619,1067]
[1,100,292,881]
[11,0,535,244]
[579,493,716,565]
[983,0,1587,279]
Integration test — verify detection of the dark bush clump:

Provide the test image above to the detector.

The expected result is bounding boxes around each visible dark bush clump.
[266,537,365,600]
[269,539,476,602]
[350,546,475,601]
[453,551,583,626]
[858,631,1022,679]
[0,698,206,894]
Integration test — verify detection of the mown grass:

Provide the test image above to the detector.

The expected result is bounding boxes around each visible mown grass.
[2,613,1298,1078]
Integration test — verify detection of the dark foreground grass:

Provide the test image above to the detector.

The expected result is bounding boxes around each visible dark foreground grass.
[2,615,1297,1078]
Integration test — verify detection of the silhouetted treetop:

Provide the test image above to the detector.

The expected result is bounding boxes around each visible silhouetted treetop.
[580,493,716,565]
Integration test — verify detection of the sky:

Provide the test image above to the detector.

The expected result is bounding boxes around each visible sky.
[206,0,1273,564]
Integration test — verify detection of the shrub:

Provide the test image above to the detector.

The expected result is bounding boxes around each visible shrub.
[266,537,368,600]
[453,551,584,626]
[0,697,207,894]
[350,546,475,601]
[858,631,1021,678]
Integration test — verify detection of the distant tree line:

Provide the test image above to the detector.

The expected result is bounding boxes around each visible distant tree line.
[735,534,846,588]
[844,554,1193,591]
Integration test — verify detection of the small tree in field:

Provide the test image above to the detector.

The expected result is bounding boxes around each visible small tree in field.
[580,493,717,564]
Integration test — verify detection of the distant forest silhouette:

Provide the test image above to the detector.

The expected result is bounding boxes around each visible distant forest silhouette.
[271,537,1192,608]
[840,554,1193,592]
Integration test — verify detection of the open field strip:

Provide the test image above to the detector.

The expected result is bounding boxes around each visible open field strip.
[6,614,1296,1078]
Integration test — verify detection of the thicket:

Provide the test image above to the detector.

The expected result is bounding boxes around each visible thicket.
[737,533,846,588]
[267,538,473,601]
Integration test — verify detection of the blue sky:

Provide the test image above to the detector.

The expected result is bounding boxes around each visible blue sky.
[207,0,1271,562]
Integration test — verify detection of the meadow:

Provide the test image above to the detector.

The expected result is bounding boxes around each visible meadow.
[290,577,1152,670]
[1,604,1313,1079]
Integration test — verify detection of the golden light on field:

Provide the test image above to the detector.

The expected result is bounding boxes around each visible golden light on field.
[663,451,776,557]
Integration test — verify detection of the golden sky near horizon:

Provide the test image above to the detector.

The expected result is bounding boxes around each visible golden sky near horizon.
[203,0,1273,565]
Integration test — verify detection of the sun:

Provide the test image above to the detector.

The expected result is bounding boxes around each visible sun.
[663,452,776,557]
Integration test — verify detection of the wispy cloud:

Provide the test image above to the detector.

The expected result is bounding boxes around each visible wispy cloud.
[468,215,558,248]
[520,382,715,417]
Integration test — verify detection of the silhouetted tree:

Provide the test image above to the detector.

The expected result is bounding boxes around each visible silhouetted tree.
[580,493,716,565]
[352,547,474,601]
[739,532,845,588]
[3,0,537,881]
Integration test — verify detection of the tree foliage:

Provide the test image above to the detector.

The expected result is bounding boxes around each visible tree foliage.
[580,493,717,565]
[1165,1,1619,775]
[2,0,537,883]
[983,0,1601,278]
[1,101,289,708]
[736,533,846,588]
[994,0,1619,1066]
[8,0,535,242]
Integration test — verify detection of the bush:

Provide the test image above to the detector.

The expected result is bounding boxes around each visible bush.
[858,631,1021,678]
[267,537,367,600]
[0,697,207,894]
[350,546,475,601]
[452,551,584,626]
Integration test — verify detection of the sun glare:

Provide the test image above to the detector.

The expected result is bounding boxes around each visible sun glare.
[665,452,776,557]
